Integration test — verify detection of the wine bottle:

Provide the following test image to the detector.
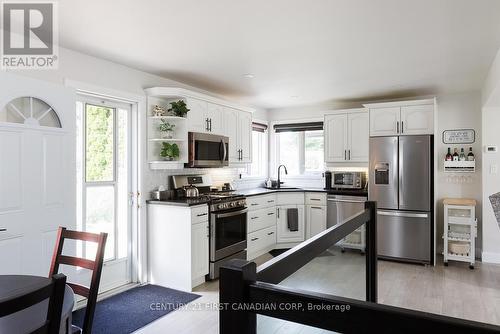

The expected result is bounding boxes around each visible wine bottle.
[467,147,475,161]
[453,148,459,161]
[459,148,466,161]
[445,148,453,161]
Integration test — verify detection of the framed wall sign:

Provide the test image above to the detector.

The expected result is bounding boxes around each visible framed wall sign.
[442,129,475,144]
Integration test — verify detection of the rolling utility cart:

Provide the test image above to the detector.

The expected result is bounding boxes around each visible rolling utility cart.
[443,198,477,269]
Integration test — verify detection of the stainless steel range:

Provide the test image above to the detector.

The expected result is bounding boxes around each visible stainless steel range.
[171,175,248,280]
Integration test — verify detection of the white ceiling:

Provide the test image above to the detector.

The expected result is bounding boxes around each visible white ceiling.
[58,0,500,109]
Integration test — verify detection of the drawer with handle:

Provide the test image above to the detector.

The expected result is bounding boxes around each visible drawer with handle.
[305,192,327,206]
[247,225,276,257]
[247,194,276,210]
[191,205,209,224]
[247,206,277,233]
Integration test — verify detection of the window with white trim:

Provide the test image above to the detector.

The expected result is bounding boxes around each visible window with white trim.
[275,122,324,176]
[246,122,268,177]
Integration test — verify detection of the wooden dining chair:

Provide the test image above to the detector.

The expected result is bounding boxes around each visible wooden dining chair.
[0,273,67,334]
[49,227,107,334]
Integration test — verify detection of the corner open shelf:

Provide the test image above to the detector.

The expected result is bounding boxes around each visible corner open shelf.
[146,96,189,169]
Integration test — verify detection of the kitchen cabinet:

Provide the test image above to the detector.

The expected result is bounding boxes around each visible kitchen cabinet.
[185,98,224,135]
[191,220,209,279]
[324,109,368,163]
[148,203,209,291]
[305,192,327,239]
[366,100,434,136]
[246,194,277,260]
[277,205,305,243]
[224,107,252,163]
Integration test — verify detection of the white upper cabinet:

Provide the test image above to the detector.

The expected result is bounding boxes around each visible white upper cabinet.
[238,111,252,163]
[206,103,224,135]
[400,104,434,135]
[369,107,400,136]
[186,98,209,133]
[324,109,368,163]
[324,114,348,162]
[224,108,252,164]
[348,112,369,162]
[365,99,435,137]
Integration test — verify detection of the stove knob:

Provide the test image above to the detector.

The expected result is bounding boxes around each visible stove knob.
[230,202,236,207]
[218,204,225,210]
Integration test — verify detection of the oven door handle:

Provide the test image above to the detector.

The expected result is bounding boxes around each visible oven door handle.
[214,208,248,219]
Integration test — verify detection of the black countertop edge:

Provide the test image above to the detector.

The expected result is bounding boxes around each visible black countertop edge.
[238,187,368,197]
[146,199,210,207]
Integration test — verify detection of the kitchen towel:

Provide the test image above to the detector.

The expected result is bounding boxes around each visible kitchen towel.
[287,208,299,232]
[489,192,500,226]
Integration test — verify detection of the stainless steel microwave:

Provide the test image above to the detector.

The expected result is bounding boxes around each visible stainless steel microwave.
[332,171,367,189]
[186,132,229,168]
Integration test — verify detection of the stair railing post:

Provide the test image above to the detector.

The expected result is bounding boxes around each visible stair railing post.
[219,259,257,334]
[365,200,378,303]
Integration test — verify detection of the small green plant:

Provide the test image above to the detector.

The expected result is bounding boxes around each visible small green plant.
[160,142,180,160]
[168,100,190,117]
[158,119,175,138]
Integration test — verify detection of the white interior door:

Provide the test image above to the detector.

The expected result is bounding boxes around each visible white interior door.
[76,95,134,292]
[0,73,76,276]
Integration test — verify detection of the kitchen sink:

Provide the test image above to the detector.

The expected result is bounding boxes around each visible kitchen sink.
[265,186,301,190]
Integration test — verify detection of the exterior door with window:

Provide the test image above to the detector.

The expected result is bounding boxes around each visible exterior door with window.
[76,96,133,292]
[0,73,76,276]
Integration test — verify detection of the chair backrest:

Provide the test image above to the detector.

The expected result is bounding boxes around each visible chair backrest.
[0,274,67,334]
[49,227,107,334]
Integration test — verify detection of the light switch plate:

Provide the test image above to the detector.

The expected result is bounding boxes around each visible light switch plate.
[491,164,498,174]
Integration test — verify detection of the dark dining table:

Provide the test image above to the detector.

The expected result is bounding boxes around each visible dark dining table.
[0,275,74,334]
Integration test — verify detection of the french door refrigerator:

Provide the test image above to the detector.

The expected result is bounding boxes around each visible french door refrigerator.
[369,135,433,264]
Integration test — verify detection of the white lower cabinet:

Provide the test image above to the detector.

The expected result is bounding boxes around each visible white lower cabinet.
[306,205,327,239]
[276,205,305,243]
[148,203,209,292]
[191,220,209,280]
[246,194,277,260]
[247,226,276,260]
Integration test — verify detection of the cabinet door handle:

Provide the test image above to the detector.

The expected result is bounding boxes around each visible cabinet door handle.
[267,200,274,203]
[251,216,259,220]
[311,206,323,209]
[206,226,210,237]
[209,118,212,132]
[251,203,259,206]
[267,212,274,216]
[348,150,351,160]
[401,121,404,134]
[277,208,279,218]
[397,121,399,134]
[310,198,321,201]
[344,149,347,160]
[197,212,208,217]
[0,228,6,232]
[267,232,274,236]
[251,237,259,241]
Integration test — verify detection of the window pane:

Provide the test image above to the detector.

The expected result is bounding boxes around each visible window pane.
[85,186,115,261]
[117,108,129,259]
[278,132,300,175]
[305,130,324,172]
[86,104,114,182]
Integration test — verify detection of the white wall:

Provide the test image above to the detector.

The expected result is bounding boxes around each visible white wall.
[435,92,483,255]
[481,47,500,264]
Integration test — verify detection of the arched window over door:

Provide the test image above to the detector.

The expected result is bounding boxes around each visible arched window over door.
[0,96,62,128]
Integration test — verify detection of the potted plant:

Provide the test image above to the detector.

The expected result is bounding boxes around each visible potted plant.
[158,119,175,139]
[160,142,180,161]
[168,100,190,117]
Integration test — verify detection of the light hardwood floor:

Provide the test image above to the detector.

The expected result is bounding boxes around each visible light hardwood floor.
[137,248,500,333]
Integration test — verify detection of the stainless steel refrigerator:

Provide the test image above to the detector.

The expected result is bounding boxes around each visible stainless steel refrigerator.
[369,135,433,264]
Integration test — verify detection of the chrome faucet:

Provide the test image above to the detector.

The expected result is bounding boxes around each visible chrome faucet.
[277,165,288,189]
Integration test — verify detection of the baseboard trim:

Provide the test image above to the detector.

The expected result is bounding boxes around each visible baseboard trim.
[482,251,500,264]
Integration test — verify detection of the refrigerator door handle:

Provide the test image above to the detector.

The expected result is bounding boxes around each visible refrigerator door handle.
[399,139,404,208]
[377,210,429,219]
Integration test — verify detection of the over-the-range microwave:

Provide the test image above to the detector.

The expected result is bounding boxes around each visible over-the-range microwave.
[186,132,229,168]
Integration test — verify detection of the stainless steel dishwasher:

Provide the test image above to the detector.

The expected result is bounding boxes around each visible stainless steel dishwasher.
[327,194,368,252]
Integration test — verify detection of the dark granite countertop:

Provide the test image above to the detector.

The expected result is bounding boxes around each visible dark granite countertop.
[146,199,210,207]
[238,187,368,197]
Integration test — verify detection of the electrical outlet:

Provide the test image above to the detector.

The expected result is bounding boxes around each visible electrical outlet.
[491,164,498,174]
